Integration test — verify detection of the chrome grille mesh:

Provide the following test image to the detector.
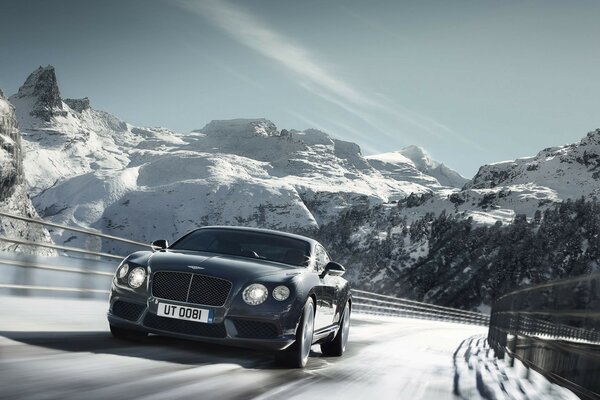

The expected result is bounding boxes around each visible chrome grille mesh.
[152,271,232,307]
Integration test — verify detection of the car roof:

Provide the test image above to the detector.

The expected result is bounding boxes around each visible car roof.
[194,226,320,246]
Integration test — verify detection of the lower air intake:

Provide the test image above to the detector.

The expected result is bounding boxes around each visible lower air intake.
[112,300,145,321]
[231,319,279,339]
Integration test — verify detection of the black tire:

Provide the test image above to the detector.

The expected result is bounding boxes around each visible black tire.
[110,324,148,341]
[277,297,315,368]
[321,301,350,357]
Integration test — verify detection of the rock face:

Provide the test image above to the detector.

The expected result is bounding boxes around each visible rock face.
[0,92,53,254]
[64,98,90,113]
[0,95,23,197]
[9,66,65,122]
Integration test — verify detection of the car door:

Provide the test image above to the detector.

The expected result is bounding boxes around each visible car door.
[313,245,337,329]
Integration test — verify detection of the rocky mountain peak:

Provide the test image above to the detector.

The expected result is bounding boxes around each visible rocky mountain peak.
[64,97,91,113]
[10,65,65,121]
[399,145,438,170]
[398,146,468,188]
[467,127,600,192]
[197,118,279,138]
[14,66,61,103]
[579,128,600,147]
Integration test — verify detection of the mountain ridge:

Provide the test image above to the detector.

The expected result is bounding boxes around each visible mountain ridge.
[9,66,456,253]
[5,65,600,308]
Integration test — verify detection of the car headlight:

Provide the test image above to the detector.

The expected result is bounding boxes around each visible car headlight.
[117,263,129,279]
[242,283,268,305]
[272,285,290,301]
[128,267,146,288]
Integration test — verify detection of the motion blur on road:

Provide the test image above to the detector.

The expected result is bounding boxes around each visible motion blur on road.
[0,296,577,400]
[0,296,475,399]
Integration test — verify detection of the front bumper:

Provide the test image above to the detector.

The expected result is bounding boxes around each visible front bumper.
[107,294,299,351]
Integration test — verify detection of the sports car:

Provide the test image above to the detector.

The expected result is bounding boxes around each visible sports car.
[107,226,351,367]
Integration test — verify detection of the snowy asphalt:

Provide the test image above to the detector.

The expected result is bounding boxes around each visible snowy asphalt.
[0,296,539,400]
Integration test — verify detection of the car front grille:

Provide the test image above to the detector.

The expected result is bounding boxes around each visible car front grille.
[152,271,232,307]
[112,300,145,321]
[231,318,279,339]
[143,313,226,338]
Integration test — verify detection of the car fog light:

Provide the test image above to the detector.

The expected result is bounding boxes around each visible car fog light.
[128,267,146,288]
[272,285,290,301]
[243,283,268,305]
[118,263,129,279]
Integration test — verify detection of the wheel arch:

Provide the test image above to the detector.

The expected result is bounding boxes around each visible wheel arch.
[309,293,317,315]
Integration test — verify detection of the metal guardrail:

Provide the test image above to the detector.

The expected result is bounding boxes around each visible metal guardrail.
[0,210,150,260]
[0,211,490,325]
[0,211,135,297]
[352,289,489,326]
[0,258,113,276]
[488,272,600,400]
[0,236,123,260]
[0,211,149,248]
[0,284,109,294]
[1,258,489,325]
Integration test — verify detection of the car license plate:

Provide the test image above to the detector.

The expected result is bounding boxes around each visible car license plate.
[157,302,213,323]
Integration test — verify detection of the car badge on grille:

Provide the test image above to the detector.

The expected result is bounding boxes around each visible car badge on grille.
[187,265,205,270]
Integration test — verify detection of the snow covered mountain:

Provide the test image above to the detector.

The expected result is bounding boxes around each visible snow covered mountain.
[337,130,600,308]
[0,90,53,254]
[467,130,600,199]
[397,145,468,188]
[365,151,444,188]
[10,66,454,253]
[6,65,600,308]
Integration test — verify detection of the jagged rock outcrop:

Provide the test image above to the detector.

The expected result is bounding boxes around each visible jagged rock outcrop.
[0,92,53,254]
[0,94,23,198]
[9,65,66,122]
[64,97,90,113]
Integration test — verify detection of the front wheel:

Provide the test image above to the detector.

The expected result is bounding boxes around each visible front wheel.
[278,297,315,368]
[321,301,350,356]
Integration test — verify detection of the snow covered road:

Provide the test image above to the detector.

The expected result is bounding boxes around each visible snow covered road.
[0,297,575,399]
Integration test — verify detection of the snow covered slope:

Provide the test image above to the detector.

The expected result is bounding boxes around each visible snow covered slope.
[398,145,468,188]
[9,66,178,196]
[467,129,600,199]
[365,151,443,188]
[9,66,452,252]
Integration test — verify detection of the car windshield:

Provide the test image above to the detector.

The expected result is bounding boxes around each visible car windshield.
[170,228,311,267]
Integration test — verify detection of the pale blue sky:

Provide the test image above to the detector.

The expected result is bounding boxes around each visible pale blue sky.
[1,0,599,176]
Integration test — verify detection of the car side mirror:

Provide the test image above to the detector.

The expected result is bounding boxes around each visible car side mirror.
[322,261,345,277]
[151,239,168,251]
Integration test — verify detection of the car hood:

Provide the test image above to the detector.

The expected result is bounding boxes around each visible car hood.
[146,250,301,282]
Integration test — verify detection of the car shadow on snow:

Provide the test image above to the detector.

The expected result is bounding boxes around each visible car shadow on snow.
[0,330,333,370]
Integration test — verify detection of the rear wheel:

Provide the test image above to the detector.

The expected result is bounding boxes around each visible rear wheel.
[278,297,315,368]
[321,301,350,356]
[110,324,147,341]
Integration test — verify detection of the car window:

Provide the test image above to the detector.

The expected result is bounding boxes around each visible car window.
[170,228,311,267]
[314,245,330,274]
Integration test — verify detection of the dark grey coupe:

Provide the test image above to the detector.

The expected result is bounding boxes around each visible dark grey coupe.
[107,226,351,368]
